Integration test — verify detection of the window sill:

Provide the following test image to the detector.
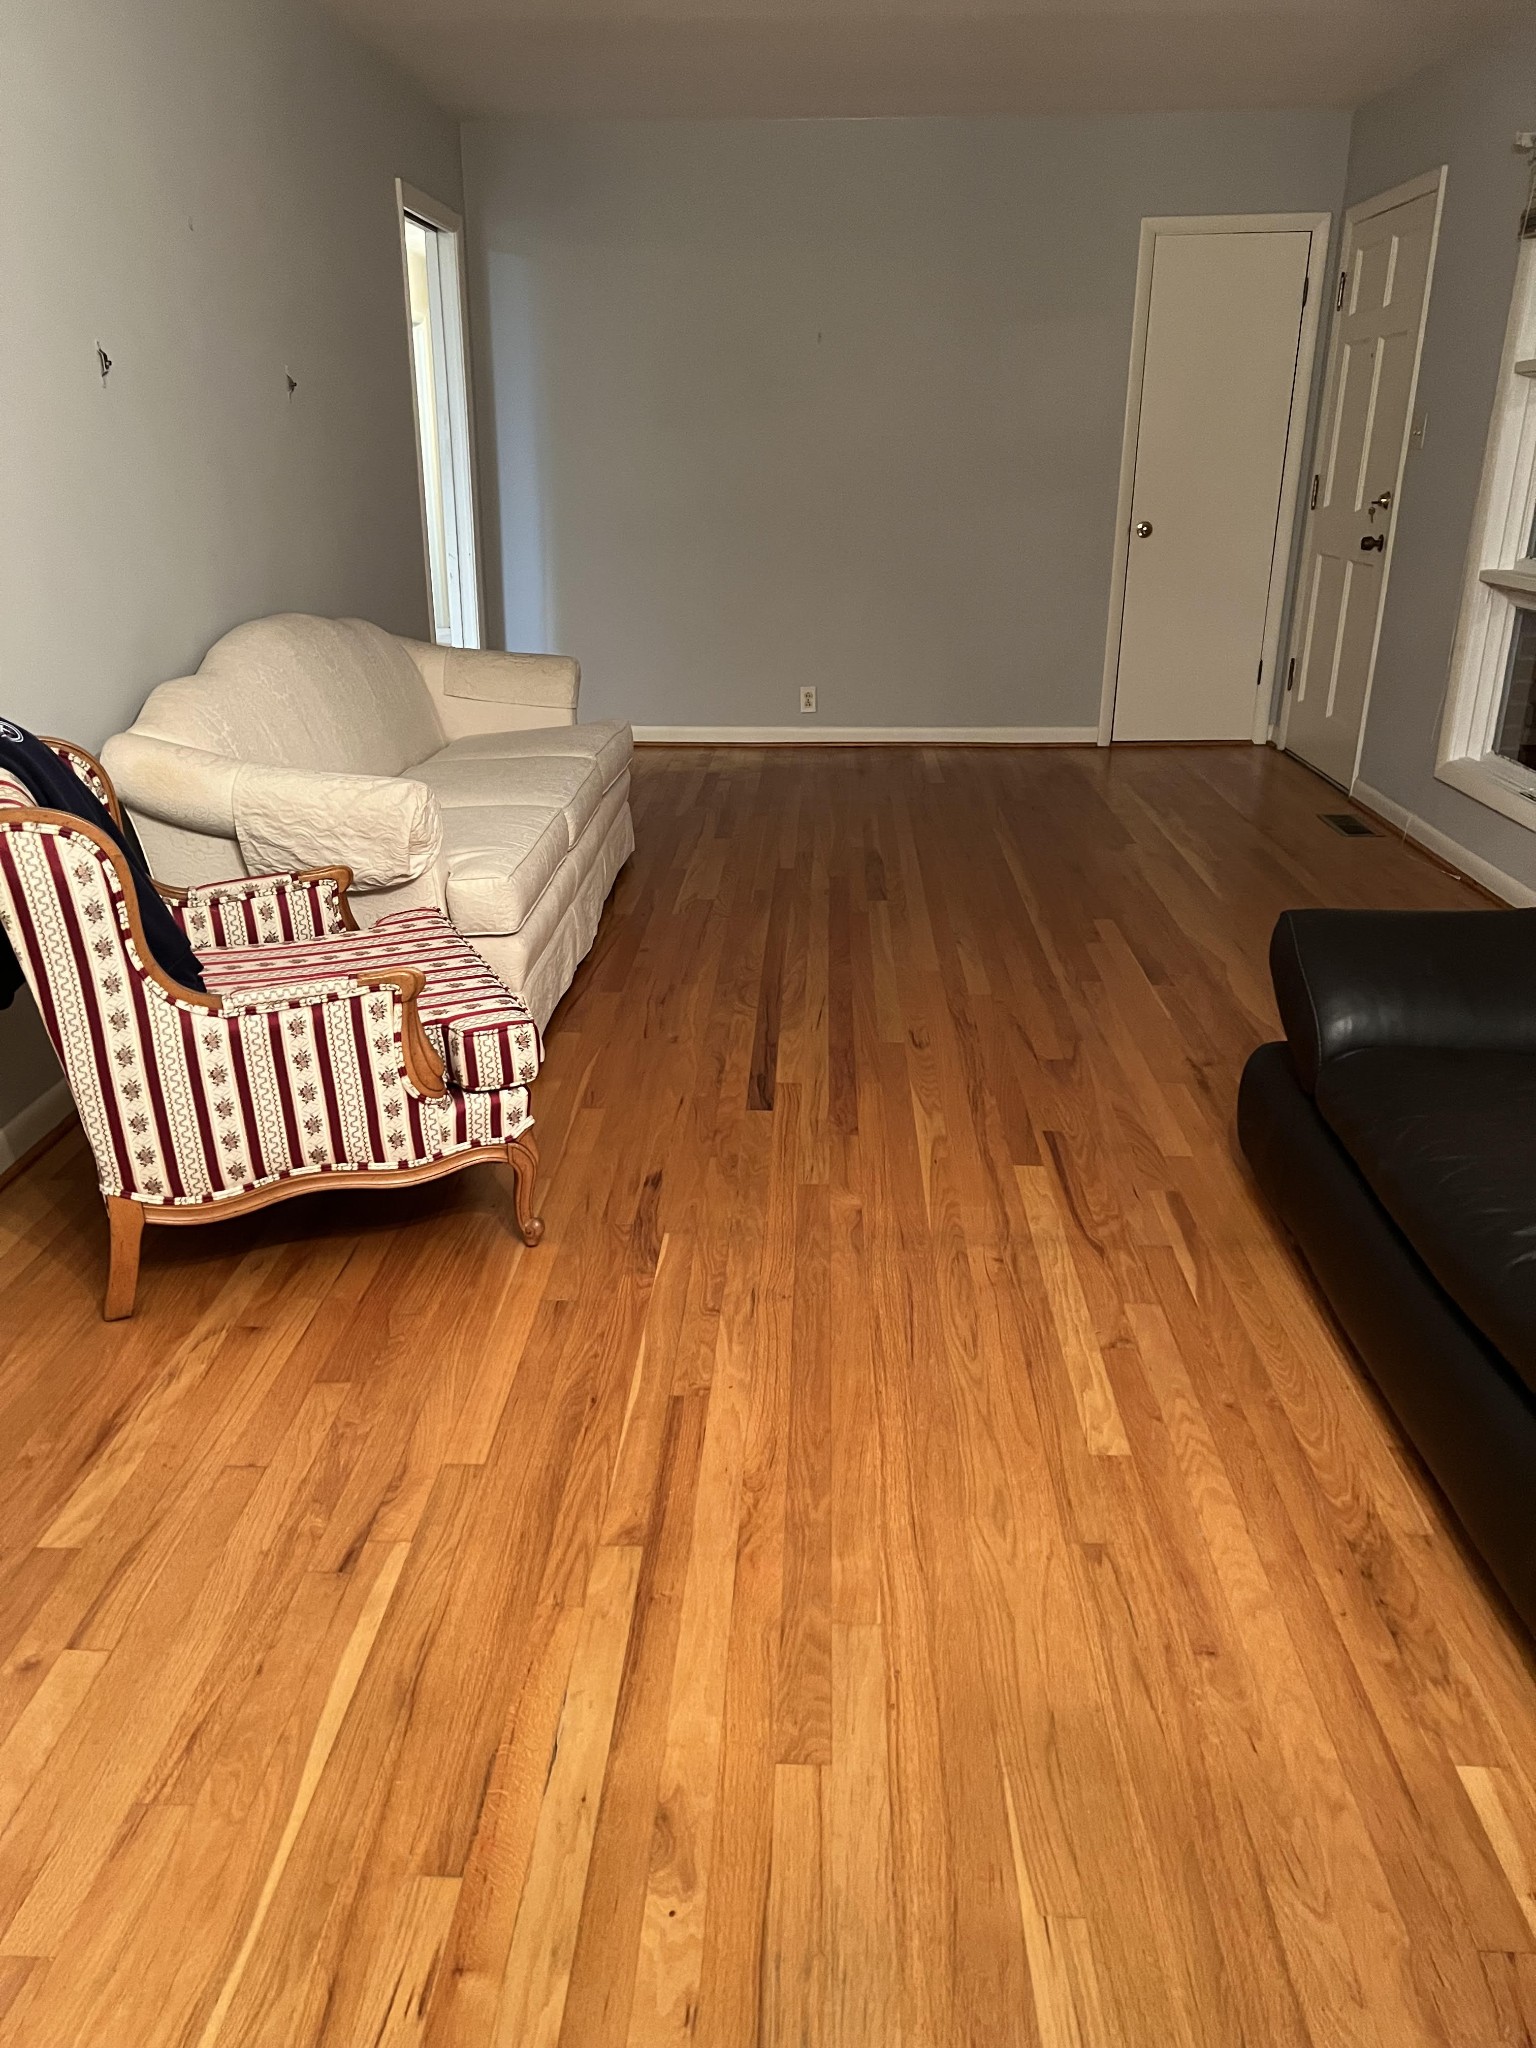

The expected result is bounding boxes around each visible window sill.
[1479,564,1536,597]
[1437,751,1536,831]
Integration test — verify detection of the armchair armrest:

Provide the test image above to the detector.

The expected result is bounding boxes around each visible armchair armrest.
[403,640,581,739]
[102,732,442,890]
[158,866,359,948]
[1270,907,1536,1094]
[215,968,446,1100]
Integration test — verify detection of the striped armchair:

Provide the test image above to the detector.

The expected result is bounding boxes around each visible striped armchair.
[0,739,543,1319]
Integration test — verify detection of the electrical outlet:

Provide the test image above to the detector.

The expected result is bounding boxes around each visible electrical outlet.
[800,687,817,714]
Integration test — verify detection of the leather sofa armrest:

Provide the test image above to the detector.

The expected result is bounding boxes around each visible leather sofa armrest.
[1270,907,1536,1094]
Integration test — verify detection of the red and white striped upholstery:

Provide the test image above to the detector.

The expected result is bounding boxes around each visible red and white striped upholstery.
[170,871,352,949]
[0,792,531,1216]
[198,907,541,1092]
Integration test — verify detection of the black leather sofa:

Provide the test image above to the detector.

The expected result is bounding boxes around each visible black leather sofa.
[1238,908,1536,1637]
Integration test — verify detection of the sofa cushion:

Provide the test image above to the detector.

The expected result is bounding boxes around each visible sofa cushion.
[439,804,571,938]
[432,719,632,796]
[1314,1047,1536,1394]
[132,616,444,779]
[415,750,605,845]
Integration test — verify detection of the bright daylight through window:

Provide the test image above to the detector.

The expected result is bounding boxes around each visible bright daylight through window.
[400,189,482,649]
[1436,179,1536,822]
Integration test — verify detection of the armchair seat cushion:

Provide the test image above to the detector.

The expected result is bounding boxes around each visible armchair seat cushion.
[431,719,632,796]
[198,906,541,1093]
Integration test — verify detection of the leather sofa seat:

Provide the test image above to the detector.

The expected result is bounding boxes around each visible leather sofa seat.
[1314,1049,1536,1394]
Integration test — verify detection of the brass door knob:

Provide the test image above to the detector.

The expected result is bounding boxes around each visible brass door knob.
[1135,520,1154,538]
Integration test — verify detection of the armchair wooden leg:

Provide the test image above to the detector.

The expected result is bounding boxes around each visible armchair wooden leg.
[104,1198,144,1321]
[505,1134,545,1248]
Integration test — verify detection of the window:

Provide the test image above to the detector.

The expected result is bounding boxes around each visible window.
[1436,223,1536,825]
[397,184,482,649]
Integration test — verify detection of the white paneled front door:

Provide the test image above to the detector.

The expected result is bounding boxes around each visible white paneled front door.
[1282,175,1444,788]
[1107,221,1320,743]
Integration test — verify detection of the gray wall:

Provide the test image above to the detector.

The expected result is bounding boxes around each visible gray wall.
[1342,22,1536,886]
[0,0,461,1145]
[462,112,1350,732]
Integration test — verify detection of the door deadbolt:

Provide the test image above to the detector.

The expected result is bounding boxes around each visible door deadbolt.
[1135,520,1154,538]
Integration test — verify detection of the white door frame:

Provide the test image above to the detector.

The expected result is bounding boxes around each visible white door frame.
[1098,213,1332,746]
[395,179,486,649]
[1275,168,1448,780]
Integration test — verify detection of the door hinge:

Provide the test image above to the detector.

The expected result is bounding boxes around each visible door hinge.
[1286,656,1297,694]
[1309,473,1320,511]
[1336,269,1348,311]
[1257,659,1264,690]
[1301,273,1309,309]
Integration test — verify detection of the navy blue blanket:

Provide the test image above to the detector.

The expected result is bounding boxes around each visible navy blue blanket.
[0,719,206,1009]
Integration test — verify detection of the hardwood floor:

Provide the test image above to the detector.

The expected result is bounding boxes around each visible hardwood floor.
[1,743,1534,2047]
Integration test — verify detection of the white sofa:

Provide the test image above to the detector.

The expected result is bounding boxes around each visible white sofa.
[101,614,633,1030]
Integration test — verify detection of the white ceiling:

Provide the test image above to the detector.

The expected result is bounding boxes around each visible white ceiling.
[325,0,1522,119]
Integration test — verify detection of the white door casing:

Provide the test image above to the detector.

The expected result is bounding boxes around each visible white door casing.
[1101,215,1328,745]
[1281,171,1446,788]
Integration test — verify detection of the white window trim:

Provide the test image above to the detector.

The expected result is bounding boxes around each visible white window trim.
[1435,236,1536,827]
[396,180,484,650]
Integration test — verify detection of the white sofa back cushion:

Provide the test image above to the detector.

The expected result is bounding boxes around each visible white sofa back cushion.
[132,615,445,777]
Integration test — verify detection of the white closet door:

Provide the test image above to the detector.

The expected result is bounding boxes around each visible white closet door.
[1111,229,1311,742]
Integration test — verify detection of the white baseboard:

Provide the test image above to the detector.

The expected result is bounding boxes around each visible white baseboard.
[0,1080,73,1178]
[1352,780,1536,906]
[631,725,1099,746]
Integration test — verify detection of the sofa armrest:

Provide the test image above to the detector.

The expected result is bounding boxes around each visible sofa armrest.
[1270,907,1536,1094]
[231,759,441,889]
[102,732,442,891]
[102,731,241,838]
[402,640,581,740]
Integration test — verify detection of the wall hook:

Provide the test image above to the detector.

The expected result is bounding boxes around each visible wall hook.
[96,345,113,383]
[286,372,298,398]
